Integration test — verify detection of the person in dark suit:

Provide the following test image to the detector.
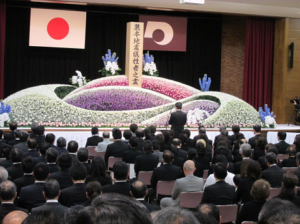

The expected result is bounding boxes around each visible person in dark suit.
[77,148,90,173]
[23,138,39,158]
[56,137,68,155]
[101,161,131,197]
[105,129,129,165]
[213,126,227,147]
[122,137,142,164]
[129,123,138,137]
[229,125,241,144]
[7,148,24,181]
[275,131,290,155]
[130,180,160,212]
[277,172,300,207]
[0,145,13,168]
[123,129,132,144]
[282,145,297,167]
[29,122,39,139]
[67,140,79,164]
[35,141,51,164]
[234,143,252,175]
[182,129,194,149]
[35,125,46,149]
[149,125,157,142]
[172,138,188,160]
[135,129,145,151]
[134,140,159,178]
[193,126,213,147]
[31,179,67,221]
[49,153,73,190]
[14,131,30,154]
[252,136,267,161]
[8,129,22,146]
[85,127,103,147]
[86,181,102,205]
[262,152,286,188]
[59,162,88,207]
[293,152,300,186]
[0,131,11,157]
[258,145,278,171]
[248,125,262,149]
[168,102,187,138]
[13,156,35,195]
[46,147,59,173]
[4,122,17,142]
[0,180,27,222]
[201,163,236,205]
[45,133,59,151]
[18,162,50,212]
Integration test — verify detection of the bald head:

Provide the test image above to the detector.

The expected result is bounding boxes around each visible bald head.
[184,160,195,173]
[102,131,110,139]
[3,211,28,224]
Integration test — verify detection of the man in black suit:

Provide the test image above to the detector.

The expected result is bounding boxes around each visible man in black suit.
[7,148,24,181]
[123,129,132,144]
[192,126,213,147]
[102,161,131,197]
[45,133,59,150]
[8,129,22,146]
[281,146,297,167]
[235,143,252,174]
[59,162,88,207]
[149,125,157,141]
[23,138,39,158]
[105,129,129,164]
[130,123,138,137]
[130,180,160,212]
[4,122,17,142]
[46,147,59,173]
[275,131,290,154]
[67,140,79,164]
[85,127,103,147]
[35,141,51,164]
[134,140,159,178]
[31,179,67,220]
[13,156,35,195]
[262,152,286,188]
[293,152,300,186]
[77,148,90,173]
[56,137,68,155]
[201,163,236,205]
[0,180,27,222]
[122,137,142,164]
[14,131,29,154]
[258,146,281,171]
[168,102,187,138]
[136,129,145,151]
[0,145,13,168]
[18,162,50,212]
[29,122,39,139]
[248,125,262,149]
[172,138,188,160]
[213,125,227,146]
[35,125,46,149]
[0,131,11,157]
[49,153,73,190]
[229,125,241,143]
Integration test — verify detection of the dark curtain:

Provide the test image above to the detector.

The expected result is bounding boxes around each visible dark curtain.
[242,17,274,110]
[0,0,6,99]
[4,3,222,97]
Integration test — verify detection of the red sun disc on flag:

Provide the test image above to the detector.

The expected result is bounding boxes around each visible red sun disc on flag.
[47,17,69,40]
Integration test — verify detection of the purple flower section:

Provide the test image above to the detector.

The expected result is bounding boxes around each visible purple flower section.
[65,89,171,111]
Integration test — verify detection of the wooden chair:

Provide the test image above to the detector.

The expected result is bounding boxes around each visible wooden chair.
[277,154,289,161]
[138,171,153,186]
[179,192,203,209]
[203,170,209,179]
[267,188,281,201]
[156,180,176,199]
[108,157,122,170]
[86,146,105,160]
[216,204,238,223]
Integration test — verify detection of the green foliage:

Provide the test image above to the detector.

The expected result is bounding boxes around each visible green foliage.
[54,86,76,99]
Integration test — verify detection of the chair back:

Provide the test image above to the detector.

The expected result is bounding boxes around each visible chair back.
[267,188,281,201]
[138,171,153,186]
[108,157,122,169]
[216,204,238,223]
[277,154,289,161]
[156,180,176,198]
[87,146,105,160]
[203,169,209,179]
[282,167,297,173]
[241,222,257,224]
[179,192,203,208]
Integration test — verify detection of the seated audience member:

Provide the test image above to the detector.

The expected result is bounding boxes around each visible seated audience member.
[236,179,270,224]
[236,160,262,203]
[172,138,188,160]
[204,155,235,189]
[95,131,112,152]
[134,140,159,177]
[0,145,13,168]
[253,136,267,161]
[122,137,142,163]
[31,179,67,221]
[101,161,131,197]
[275,173,300,207]
[67,141,79,164]
[18,162,50,211]
[123,129,132,144]
[23,138,39,158]
[213,126,226,146]
[262,152,286,188]
[229,125,241,143]
[149,125,157,141]
[161,131,172,151]
[0,166,8,183]
[35,126,46,149]
[153,206,200,224]
[13,156,35,195]
[56,137,68,155]
[76,193,152,224]
[29,122,39,139]
[258,198,300,224]
[234,143,252,174]
[130,123,138,137]
[86,181,101,205]
[201,163,235,205]
[275,131,290,154]
[211,145,233,167]
[194,141,210,170]
[45,133,58,150]
[160,160,204,208]
[248,125,262,149]
[64,205,84,224]
[130,180,160,212]
[14,131,29,153]
[293,152,300,186]
[281,145,297,167]
[144,128,151,141]
[182,129,194,148]
[155,134,165,152]
[2,211,28,224]
[49,153,73,189]
[187,148,204,178]
[7,148,24,180]
[152,140,163,163]
[197,203,220,224]
[257,144,278,171]
[46,147,59,173]
[136,129,145,151]
[22,211,61,224]
[4,122,17,142]
[85,127,103,147]
[35,141,51,164]
[232,138,246,163]
[77,148,90,172]
[294,134,300,152]
[85,156,112,186]
[0,180,27,221]
[0,131,11,156]
[169,145,185,171]
[8,129,22,146]
[233,174,242,188]
[178,133,189,152]
[59,162,88,207]
[104,129,129,164]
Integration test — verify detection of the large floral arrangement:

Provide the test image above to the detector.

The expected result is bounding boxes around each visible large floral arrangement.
[143,52,158,76]
[98,49,121,76]
[0,102,11,127]
[3,75,261,127]
[259,104,276,128]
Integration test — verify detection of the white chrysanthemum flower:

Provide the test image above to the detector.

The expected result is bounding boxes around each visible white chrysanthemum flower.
[77,78,83,87]
[75,70,82,77]
[264,116,276,128]
[72,76,78,84]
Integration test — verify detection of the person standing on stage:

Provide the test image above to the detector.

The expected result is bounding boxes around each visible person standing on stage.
[168,102,187,138]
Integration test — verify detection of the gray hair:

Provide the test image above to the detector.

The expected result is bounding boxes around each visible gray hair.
[239,143,252,157]
[0,180,17,200]
[153,207,200,224]
[102,131,110,138]
[30,122,39,131]
[0,167,8,183]
[57,137,66,148]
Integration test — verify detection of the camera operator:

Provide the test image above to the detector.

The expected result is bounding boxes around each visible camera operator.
[294,99,300,122]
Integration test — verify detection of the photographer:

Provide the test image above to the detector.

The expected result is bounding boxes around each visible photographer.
[294,99,300,122]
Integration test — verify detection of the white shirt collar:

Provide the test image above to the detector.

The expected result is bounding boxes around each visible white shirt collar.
[35,181,46,183]
[47,200,58,203]
[115,180,127,183]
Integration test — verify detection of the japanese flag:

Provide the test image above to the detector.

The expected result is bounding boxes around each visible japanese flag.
[29,8,86,49]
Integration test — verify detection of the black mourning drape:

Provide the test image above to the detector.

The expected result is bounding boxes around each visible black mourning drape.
[4,2,222,97]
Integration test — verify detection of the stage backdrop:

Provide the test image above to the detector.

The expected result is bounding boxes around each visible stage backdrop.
[4,1,222,97]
